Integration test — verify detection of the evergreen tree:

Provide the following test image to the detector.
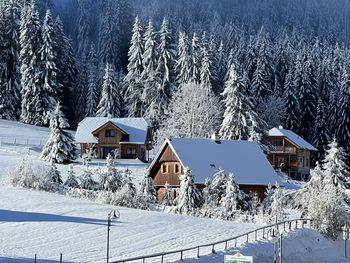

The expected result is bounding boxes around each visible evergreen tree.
[76,0,90,61]
[80,167,98,190]
[40,10,60,118]
[139,170,157,203]
[251,31,274,102]
[19,1,45,125]
[208,169,227,207]
[220,173,240,216]
[141,19,158,122]
[99,153,124,192]
[283,69,300,131]
[48,161,62,185]
[322,139,349,189]
[336,67,350,162]
[190,32,200,83]
[294,51,317,140]
[0,0,21,120]
[149,17,174,129]
[64,164,79,188]
[175,32,191,86]
[312,98,329,163]
[200,46,212,93]
[85,44,99,117]
[219,64,259,140]
[40,102,76,163]
[124,16,144,117]
[96,63,123,117]
[176,167,202,213]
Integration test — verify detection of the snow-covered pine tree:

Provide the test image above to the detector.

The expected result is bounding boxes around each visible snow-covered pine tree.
[48,161,62,184]
[208,168,227,207]
[200,46,212,93]
[211,40,227,95]
[250,192,259,216]
[269,183,285,222]
[312,98,329,163]
[157,82,221,141]
[175,31,191,86]
[283,69,300,131]
[124,16,144,117]
[99,153,123,192]
[293,51,317,141]
[251,30,274,102]
[0,0,21,120]
[219,64,259,140]
[19,1,45,125]
[40,102,76,163]
[139,170,157,203]
[53,17,77,123]
[79,167,98,190]
[220,173,240,219]
[85,44,99,117]
[64,164,79,188]
[335,67,350,163]
[176,167,202,213]
[76,0,90,61]
[322,139,349,189]
[96,63,123,117]
[141,19,159,124]
[40,9,60,121]
[262,183,275,215]
[162,182,173,206]
[190,32,200,84]
[148,17,174,129]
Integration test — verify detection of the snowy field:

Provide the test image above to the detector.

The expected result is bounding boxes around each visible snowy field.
[0,119,347,263]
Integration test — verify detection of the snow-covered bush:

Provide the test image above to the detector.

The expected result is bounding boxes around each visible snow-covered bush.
[6,158,62,192]
[139,170,157,204]
[98,154,124,192]
[162,182,173,206]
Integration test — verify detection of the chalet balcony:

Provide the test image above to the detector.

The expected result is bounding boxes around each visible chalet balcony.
[270,146,297,154]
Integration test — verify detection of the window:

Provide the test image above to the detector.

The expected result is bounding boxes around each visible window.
[174,163,181,174]
[105,129,115,137]
[126,148,136,155]
[161,163,168,173]
[306,158,309,167]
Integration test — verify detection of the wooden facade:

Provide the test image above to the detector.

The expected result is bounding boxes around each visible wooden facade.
[265,136,312,180]
[80,121,152,162]
[149,141,271,203]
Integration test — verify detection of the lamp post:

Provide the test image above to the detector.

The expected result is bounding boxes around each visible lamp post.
[107,209,120,263]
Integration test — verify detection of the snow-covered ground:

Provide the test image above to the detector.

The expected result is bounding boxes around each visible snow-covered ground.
[0,119,347,263]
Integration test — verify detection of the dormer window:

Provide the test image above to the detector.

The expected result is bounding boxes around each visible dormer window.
[121,134,130,141]
[161,163,168,173]
[105,129,115,137]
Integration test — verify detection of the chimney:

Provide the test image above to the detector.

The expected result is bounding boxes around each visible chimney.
[211,132,221,143]
[278,125,283,129]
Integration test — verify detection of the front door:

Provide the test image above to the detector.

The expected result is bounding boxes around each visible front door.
[102,147,116,159]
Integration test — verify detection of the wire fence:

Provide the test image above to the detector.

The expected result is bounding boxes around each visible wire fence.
[0,137,44,147]
[112,218,312,263]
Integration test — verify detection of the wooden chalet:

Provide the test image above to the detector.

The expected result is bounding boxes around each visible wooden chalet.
[148,136,281,202]
[265,126,317,180]
[75,117,153,162]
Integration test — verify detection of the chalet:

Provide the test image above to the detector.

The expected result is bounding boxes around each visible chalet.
[148,136,281,202]
[265,126,317,181]
[75,117,153,162]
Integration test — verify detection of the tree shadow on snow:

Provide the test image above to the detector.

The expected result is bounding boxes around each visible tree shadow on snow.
[0,257,74,263]
[0,209,108,226]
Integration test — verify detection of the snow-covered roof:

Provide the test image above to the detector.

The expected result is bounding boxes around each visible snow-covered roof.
[75,117,150,144]
[153,138,281,186]
[268,127,317,151]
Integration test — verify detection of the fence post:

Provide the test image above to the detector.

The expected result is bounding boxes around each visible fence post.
[161,254,164,263]
[225,241,228,250]
[212,244,215,254]
[60,253,62,263]
[34,254,37,263]
[296,220,298,229]
[235,238,237,248]
[197,246,200,258]
[255,230,257,241]
[180,251,183,260]
[263,227,265,239]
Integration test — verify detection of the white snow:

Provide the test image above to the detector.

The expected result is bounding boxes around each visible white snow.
[268,127,317,151]
[75,117,150,144]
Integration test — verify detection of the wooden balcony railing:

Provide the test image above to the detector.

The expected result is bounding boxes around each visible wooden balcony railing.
[271,146,296,154]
